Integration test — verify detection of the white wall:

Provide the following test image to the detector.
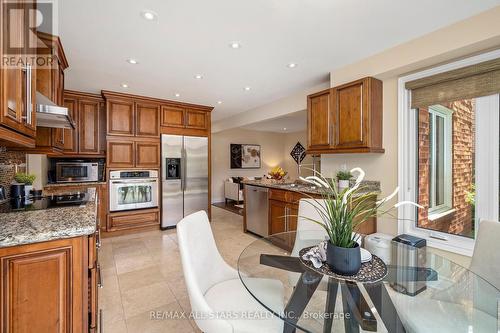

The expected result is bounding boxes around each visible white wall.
[211,129,310,202]
[26,154,49,190]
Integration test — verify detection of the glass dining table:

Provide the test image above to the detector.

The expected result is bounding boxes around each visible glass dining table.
[237,231,500,333]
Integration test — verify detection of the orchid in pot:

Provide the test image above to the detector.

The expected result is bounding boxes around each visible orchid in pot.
[299,168,422,275]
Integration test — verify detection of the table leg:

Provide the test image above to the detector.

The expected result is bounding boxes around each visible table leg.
[323,278,339,333]
[283,270,323,333]
[365,282,407,333]
[341,282,360,333]
[340,281,378,332]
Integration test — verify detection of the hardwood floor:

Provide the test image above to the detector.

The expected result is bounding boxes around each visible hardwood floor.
[99,206,257,333]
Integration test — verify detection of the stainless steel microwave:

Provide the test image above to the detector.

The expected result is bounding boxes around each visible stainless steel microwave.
[56,162,99,183]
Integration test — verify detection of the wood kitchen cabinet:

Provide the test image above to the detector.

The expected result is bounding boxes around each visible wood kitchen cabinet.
[307,77,384,154]
[161,104,211,135]
[107,138,160,168]
[307,89,332,150]
[268,189,301,251]
[107,138,135,168]
[106,97,135,136]
[61,91,106,156]
[107,208,160,232]
[135,102,160,137]
[0,0,37,148]
[0,234,99,333]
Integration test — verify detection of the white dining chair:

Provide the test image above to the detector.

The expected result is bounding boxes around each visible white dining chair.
[177,211,284,333]
[470,219,500,289]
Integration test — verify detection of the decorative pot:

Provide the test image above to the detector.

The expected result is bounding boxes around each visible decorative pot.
[24,185,33,198]
[338,180,350,192]
[326,242,361,275]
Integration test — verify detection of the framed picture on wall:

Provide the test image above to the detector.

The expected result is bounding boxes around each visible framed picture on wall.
[230,144,261,169]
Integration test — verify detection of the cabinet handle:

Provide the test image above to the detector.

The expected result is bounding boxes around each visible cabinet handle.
[97,264,103,288]
[95,229,101,249]
[285,207,289,231]
[23,64,32,125]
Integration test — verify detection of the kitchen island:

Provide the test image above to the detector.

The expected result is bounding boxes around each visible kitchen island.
[0,188,100,332]
[242,179,380,250]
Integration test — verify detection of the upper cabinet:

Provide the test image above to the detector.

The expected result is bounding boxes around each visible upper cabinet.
[62,90,106,156]
[307,77,384,154]
[135,102,160,137]
[0,0,37,147]
[161,104,211,134]
[106,98,135,136]
[307,89,332,150]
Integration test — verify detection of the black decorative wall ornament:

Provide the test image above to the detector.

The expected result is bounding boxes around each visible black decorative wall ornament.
[290,142,306,165]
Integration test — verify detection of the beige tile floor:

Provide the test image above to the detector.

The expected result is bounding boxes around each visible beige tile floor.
[99,206,259,333]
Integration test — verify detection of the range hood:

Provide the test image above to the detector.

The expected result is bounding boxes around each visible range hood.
[36,92,75,129]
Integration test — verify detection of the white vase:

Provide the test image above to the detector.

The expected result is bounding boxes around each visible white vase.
[24,185,32,198]
[338,180,350,192]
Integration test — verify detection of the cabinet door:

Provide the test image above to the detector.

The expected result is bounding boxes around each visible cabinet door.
[161,105,184,128]
[269,200,292,251]
[332,80,368,149]
[135,141,160,168]
[108,209,159,231]
[78,99,100,154]
[185,109,207,130]
[287,204,298,232]
[107,139,135,168]
[307,89,331,149]
[52,128,65,149]
[63,97,78,153]
[107,99,134,136]
[0,1,36,138]
[135,102,160,137]
[0,237,85,333]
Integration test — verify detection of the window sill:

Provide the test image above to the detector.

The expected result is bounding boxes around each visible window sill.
[428,208,456,222]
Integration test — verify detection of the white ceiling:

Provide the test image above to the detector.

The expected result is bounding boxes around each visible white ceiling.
[58,0,500,121]
[242,110,306,133]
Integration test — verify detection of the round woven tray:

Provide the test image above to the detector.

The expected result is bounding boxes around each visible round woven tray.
[298,246,387,283]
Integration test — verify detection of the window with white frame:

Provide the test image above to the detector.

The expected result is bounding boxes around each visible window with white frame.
[398,50,500,256]
[427,105,453,216]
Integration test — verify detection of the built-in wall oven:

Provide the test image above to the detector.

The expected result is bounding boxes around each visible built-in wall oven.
[56,162,99,183]
[109,170,159,212]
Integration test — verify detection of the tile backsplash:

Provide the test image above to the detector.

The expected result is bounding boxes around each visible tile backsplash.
[0,147,26,198]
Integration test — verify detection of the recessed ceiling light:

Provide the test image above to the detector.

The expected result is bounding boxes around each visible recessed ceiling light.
[121,83,129,88]
[287,63,297,68]
[141,10,158,21]
[194,74,203,79]
[126,58,138,65]
[244,86,251,91]
[229,42,241,49]
[283,127,287,131]
[217,101,222,104]
[174,93,180,97]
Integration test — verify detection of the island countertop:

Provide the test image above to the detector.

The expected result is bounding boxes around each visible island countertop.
[242,179,381,196]
[0,188,98,249]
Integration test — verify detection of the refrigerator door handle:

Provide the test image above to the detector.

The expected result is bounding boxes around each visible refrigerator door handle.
[182,147,187,191]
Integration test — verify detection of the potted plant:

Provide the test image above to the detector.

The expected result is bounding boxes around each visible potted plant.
[336,170,352,192]
[300,168,421,275]
[14,172,36,198]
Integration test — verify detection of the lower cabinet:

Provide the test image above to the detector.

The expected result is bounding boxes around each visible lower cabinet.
[0,235,99,333]
[107,208,160,232]
[268,198,298,251]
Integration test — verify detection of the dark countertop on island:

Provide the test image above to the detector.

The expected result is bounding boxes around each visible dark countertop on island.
[242,179,381,196]
[0,188,98,249]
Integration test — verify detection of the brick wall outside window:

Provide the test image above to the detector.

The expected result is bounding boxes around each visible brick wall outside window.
[417,100,475,237]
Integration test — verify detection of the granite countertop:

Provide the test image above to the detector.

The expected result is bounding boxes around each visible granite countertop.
[0,188,98,249]
[44,181,107,188]
[242,179,381,196]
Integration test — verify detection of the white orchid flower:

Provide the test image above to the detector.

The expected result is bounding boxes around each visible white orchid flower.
[299,176,323,188]
[394,201,424,209]
[342,167,365,204]
[376,187,400,205]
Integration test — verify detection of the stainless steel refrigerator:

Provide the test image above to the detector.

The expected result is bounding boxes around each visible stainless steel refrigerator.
[161,134,209,229]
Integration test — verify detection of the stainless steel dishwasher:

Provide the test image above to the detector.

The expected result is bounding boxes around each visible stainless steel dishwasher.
[245,185,269,237]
